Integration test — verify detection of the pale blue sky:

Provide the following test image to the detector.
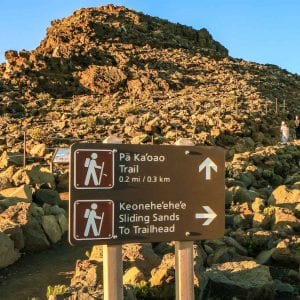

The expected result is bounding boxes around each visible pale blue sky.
[0,0,299,74]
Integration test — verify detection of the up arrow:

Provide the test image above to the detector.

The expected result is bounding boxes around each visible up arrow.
[195,206,217,226]
[198,157,217,180]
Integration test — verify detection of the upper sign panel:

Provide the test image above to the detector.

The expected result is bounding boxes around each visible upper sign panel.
[74,149,114,189]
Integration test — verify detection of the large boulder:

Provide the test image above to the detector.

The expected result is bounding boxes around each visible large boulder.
[0,151,9,169]
[41,215,62,243]
[251,197,265,213]
[78,65,127,94]
[256,248,276,265]
[200,261,275,299]
[252,212,271,229]
[0,151,23,168]
[23,216,50,252]
[149,253,175,299]
[0,184,32,203]
[272,207,300,232]
[229,186,257,204]
[35,189,61,205]
[150,253,175,286]
[123,266,145,285]
[12,165,55,188]
[122,243,161,279]
[0,166,14,189]
[56,213,68,235]
[70,259,102,288]
[272,236,300,267]
[0,232,20,269]
[268,185,300,210]
[57,171,69,192]
[29,143,47,157]
[251,230,278,251]
[206,246,252,266]
[0,202,50,252]
[193,243,207,287]
[223,236,248,256]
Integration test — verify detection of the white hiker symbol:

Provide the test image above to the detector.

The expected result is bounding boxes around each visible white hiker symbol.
[83,203,104,237]
[84,153,107,186]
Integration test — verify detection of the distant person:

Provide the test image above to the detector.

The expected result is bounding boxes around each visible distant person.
[295,115,300,139]
[280,121,289,143]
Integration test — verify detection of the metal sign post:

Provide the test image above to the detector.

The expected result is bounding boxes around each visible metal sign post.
[102,136,123,300]
[69,140,225,299]
[23,130,26,167]
[175,241,194,300]
[175,138,194,300]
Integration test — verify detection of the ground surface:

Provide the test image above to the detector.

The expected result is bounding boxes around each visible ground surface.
[0,237,89,300]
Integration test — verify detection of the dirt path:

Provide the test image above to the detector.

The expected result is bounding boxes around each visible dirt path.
[0,237,89,300]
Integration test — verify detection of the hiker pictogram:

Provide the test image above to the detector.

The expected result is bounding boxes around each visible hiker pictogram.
[84,153,107,186]
[83,203,104,237]
[74,149,114,189]
[73,200,114,240]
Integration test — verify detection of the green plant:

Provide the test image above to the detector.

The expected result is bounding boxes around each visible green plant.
[133,281,158,299]
[263,206,275,216]
[46,285,67,297]
[85,116,97,127]
[27,128,45,140]
[37,92,52,101]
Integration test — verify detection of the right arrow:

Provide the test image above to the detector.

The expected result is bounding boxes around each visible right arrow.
[195,206,217,226]
[198,157,217,180]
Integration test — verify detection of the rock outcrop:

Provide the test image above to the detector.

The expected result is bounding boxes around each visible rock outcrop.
[200,261,275,299]
[0,5,300,151]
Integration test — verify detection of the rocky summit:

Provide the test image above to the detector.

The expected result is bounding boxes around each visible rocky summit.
[1,4,300,150]
[0,4,300,300]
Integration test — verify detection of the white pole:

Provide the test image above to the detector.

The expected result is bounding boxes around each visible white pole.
[23,130,26,167]
[103,244,123,300]
[175,241,194,300]
[174,138,195,300]
[102,135,123,300]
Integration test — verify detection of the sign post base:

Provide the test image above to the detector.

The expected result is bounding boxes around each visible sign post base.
[103,244,123,300]
[175,241,194,300]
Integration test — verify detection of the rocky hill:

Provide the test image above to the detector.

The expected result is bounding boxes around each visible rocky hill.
[0,4,300,153]
[0,4,299,300]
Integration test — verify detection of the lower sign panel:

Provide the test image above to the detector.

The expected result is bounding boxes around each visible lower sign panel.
[73,200,114,241]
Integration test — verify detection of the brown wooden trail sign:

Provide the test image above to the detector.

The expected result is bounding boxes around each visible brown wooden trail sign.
[69,143,225,245]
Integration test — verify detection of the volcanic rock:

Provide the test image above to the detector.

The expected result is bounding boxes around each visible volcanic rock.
[71,259,102,288]
[12,165,56,188]
[0,5,300,149]
[272,236,300,267]
[122,243,161,279]
[123,266,145,285]
[41,215,62,243]
[149,253,175,299]
[200,261,275,299]
[0,232,20,269]
[268,184,300,210]
[34,188,61,205]
[0,184,32,203]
